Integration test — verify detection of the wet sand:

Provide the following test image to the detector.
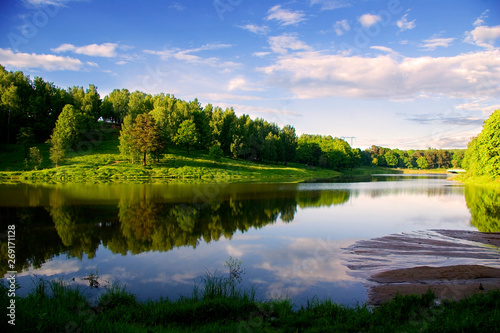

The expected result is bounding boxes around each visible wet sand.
[344,230,500,305]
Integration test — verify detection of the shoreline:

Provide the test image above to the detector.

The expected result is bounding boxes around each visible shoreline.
[345,229,500,305]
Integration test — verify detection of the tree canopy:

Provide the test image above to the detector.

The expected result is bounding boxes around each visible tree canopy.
[463,109,500,178]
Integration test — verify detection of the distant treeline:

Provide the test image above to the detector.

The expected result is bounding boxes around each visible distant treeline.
[360,146,465,169]
[0,65,463,170]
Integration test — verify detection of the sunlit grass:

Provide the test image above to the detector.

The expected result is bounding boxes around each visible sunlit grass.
[0,133,343,183]
[7,272,500,332]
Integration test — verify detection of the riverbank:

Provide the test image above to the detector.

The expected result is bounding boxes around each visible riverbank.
[5,272,499,332]
[346,230,500,306]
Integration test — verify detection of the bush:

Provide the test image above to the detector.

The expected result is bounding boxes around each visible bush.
[209,144,223,161]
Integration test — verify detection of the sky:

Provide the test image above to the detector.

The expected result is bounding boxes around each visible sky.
[0,0,499,150]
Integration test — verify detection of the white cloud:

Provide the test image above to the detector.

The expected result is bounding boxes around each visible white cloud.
[473,9,489,27]
[334,19,350,36]
[266,5,306,26]
[51,43,118,57]
[455,100,500,115]
[419,37,455,51]
[258,50,500,100]
[238,24,269,35]
[23,0,73,7]
[268,34,311,54]
[359,14,381,28]
[310,0,351,10]
[371,46,396,54]
[0,48,84,71]
[227,77,263,92]
[465,25,500,49]
[144,43,239,70]
[397,13,416,31]
[253,51,271,57]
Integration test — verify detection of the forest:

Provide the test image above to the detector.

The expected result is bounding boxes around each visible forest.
[0,65,464,171]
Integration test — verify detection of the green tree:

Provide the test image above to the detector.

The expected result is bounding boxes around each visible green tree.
[281,125,297,165]
[463,110,500,178]
[119,114,139,163]
[49,136,65,167]
[416,156,429,169]
[129,113,164,166]
[16,127,35,158]
[174,119,198,154]
[102,88,130,123]
[29,147,43,170]
[51,104,84,149]
[209,144,223,161]
[1,84,20,143]
[384,151,399,167]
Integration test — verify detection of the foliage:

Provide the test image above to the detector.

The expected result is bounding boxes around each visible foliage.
[17,127,35,158]
[464,185,500,232]
[174,119,197,154]
[463,110,500,178]
[128,114,164,166]
[29,147,43,170]
[363,145,464,170]
[208,144,223,160]
[49,136,65,167]
[11,273,500,332]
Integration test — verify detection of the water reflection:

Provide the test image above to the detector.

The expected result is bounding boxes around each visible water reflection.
[465,185,500,232]
[0,183,351,276]
[1,176,498,304]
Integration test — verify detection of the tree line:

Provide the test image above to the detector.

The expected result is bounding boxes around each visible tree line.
[0,65,464,170]
[360,146,465,169]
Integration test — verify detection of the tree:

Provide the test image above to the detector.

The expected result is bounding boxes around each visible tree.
[416,156,429,169]
[174,119,198,154]
[102,88,130,123]
[119,114,139,163]
[29,147,43,170]
[1,84,20,143]
[463,109,500,178]
[384,151,399,167]
[129,113,164,166]
[209,144,223,161]
[281,125,297,165]
[49,136,65,167]
[16,127,35,158]
[51,104,84,149]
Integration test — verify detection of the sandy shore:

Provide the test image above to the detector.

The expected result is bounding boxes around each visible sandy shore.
[344,230,500,305]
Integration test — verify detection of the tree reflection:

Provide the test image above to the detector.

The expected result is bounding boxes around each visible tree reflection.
[1,184,351,274]
[465,185,500,232]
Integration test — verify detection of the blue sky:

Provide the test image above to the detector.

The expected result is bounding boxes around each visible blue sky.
[1,0,499,149]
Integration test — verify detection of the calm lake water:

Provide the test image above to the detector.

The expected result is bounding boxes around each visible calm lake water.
[1,175,499,306]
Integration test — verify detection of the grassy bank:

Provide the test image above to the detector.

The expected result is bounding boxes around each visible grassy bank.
[454,173,500,187]
[399,168,450,174]
[0,129,342,183]
[4,275,499,332]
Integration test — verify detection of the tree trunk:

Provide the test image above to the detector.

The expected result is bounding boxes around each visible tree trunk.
[143,151,147,166]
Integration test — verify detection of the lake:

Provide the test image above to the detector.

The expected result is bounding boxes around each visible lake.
[1,174,499,306]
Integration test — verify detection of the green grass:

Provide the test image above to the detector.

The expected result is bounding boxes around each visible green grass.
[454,173,500,187]
[0,126,346,183]
[5,275,500,332]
